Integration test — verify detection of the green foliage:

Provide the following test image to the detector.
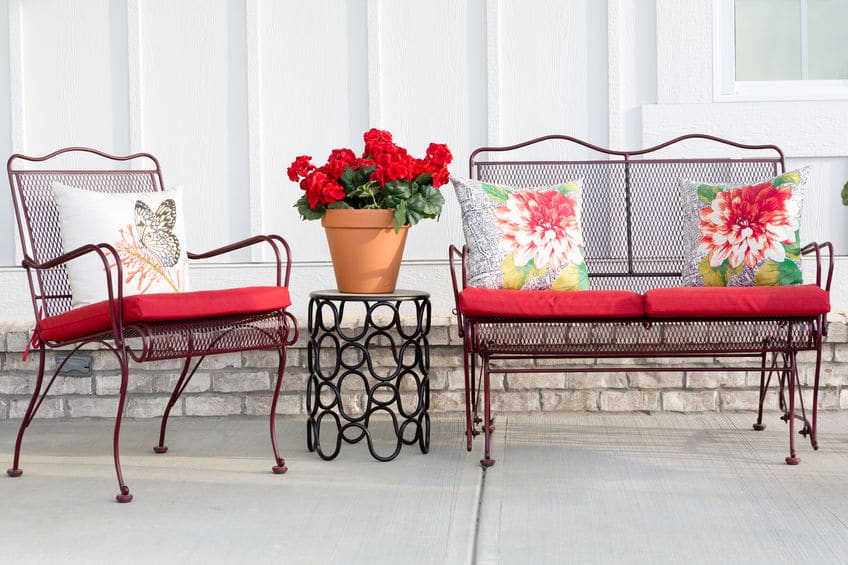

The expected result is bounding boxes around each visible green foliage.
[842,179,848,206]
[339,165,376,194]
[295,196,324,220]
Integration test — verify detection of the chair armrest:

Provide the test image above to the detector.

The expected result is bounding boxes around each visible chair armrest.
[23,242,124,303]
[801,241,834,292]
[448,244,468,337]
[187,235,293,287]
[23,243,126,332]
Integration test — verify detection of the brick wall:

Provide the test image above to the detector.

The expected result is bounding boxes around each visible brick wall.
[1,315,846,419]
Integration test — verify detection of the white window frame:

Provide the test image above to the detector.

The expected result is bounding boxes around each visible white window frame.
[713,0,848,101]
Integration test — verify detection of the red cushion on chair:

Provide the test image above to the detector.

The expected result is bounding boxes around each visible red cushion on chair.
[458,287,645,319]
[644,285,830,318]
[38,286,292,342]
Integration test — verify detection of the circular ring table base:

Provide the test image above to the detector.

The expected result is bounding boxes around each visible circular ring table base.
[305,290,431,461]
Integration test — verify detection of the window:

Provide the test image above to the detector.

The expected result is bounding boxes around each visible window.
[715,0,848,99]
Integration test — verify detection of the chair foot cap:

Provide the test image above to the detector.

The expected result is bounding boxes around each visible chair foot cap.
[153,446,168,454]
[480,459,496,468]
[785,456,801,465]
[7,468,22,477]
[116,493,134,503]
[272,465,288,474]
[752,423,766,431]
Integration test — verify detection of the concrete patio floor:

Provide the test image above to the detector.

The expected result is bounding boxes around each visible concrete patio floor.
[1,412,847,564]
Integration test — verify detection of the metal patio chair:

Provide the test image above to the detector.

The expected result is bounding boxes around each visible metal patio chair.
[6,147,298,502]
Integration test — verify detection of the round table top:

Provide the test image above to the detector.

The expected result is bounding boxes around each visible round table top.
[309,289,430,301]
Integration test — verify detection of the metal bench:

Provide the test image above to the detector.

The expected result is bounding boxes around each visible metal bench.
[449,134,833,467]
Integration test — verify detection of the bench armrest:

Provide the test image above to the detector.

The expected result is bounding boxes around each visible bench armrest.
[448,244,468,337]
[188,234,293,287]
[801,241,834,292]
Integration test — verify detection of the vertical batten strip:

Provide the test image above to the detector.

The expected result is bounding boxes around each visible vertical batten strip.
[485,0,500,146]
[366,0,380,126]
[126,0,142,157]
[8,0,23,264]
[8,0,23,151]
[245,0,264,261]
[607,0,622,150]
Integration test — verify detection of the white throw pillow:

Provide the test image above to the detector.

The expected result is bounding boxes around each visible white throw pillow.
[51,182,189,308]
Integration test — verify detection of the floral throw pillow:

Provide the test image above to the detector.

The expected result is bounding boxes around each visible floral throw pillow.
[51,182,189,308]
[451,176,588,290]
[680,168,807,287]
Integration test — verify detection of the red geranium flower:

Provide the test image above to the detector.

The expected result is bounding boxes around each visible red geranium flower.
[287,155,315,182]
[300,171,345,209]
[425,143,452,167]
[287,129,453,229]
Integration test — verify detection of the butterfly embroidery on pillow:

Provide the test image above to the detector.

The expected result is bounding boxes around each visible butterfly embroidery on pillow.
[135,199,181,267]
[115,197,184,293]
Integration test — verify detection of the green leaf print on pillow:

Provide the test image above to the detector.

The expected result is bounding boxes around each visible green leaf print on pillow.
[551,262,589,291]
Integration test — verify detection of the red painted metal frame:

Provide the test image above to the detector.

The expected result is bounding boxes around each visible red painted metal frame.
[450,134,834,467]
[6,147,299,502]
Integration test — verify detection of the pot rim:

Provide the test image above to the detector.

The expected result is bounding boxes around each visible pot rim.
[321,208,409,230]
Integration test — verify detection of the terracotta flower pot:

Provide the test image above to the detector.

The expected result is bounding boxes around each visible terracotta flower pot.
[321,209,409,294]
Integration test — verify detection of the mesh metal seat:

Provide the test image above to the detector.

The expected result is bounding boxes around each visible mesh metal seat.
[6,147,299,502]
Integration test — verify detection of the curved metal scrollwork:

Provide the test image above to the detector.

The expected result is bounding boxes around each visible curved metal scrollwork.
[306,290,431,461]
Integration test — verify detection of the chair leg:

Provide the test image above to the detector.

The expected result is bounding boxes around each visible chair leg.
[269,346,288,474]
[807,344,822,451]
[778,352,789,420]
[154,356,200,454]
[797,341,823,451]
[113,350,133,502]
[6,344,48,478]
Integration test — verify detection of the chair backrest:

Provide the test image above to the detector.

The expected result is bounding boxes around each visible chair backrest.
[7,147,164,319]
[469,134,785,292]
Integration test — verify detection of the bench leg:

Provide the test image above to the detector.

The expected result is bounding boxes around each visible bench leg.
[480,355,495,468]
[753,352,769,431]
[785,350,800,465]
[462,340,473,452]
[800,344,822,451]
[468,325,482,432]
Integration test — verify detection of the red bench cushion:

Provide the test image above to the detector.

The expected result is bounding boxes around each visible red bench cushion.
[458,287,644,319]
[38,286,292,342]
[644,285,829,318]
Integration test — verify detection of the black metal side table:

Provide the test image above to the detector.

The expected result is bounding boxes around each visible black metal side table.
[306,290,430,461]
